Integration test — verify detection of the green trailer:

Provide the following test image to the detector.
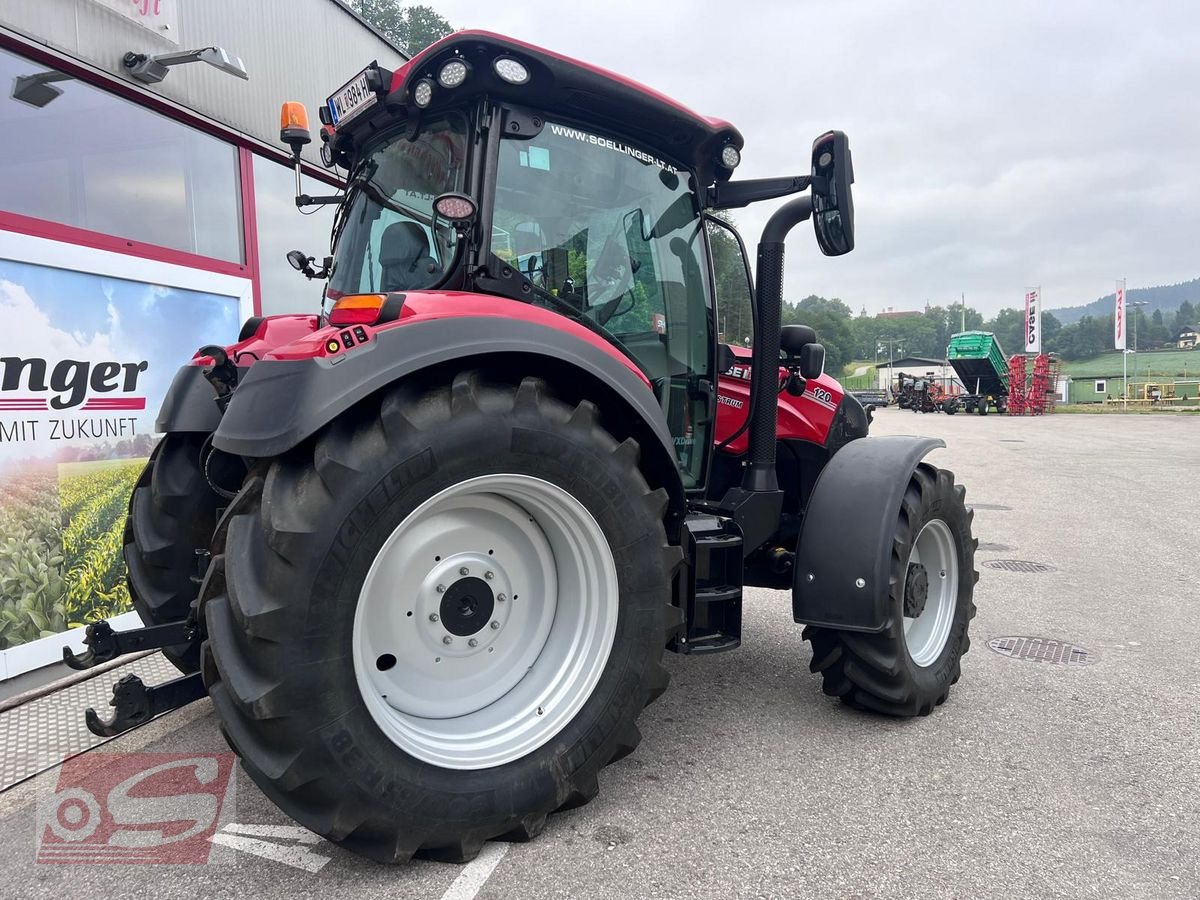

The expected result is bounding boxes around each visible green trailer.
[945,331,1009,415]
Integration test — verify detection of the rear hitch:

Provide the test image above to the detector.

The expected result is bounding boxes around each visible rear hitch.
[85,672,206,737]
[62,619,198,670]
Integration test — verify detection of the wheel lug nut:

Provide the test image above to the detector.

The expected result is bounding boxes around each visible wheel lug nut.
[436,584,446,593]
[442,636,452,645]
[497,593,507,602]
[429,613,439,622]
[468,638,478,648]
[459,566,469,576]
[490,620,500,630]
[485,571,495,580]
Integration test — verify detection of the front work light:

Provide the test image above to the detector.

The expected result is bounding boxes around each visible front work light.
[493,57,530,85]
[720,145,741,169]
[433,193,477,222]
[413,79,434,108]
[438,60,469,88]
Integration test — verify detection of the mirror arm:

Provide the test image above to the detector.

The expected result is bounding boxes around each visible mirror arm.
[707,175,812,210]
[295,193,343,208]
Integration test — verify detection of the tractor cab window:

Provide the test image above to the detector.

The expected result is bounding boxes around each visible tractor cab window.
[329,114,469,298]
[493,121,714,488]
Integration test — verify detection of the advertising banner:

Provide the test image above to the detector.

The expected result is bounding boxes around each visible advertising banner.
[0,249,241,664]
[1114,284,1126,350]
[1024,288,1041,353]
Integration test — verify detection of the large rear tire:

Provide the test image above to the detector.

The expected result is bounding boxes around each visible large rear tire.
[201,372,680,862]
[803,464,977,716]
[124,433,224,673]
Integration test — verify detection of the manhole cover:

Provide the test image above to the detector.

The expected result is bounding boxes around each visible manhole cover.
[981,559,1056,573]
[988,636,1093,666]
[969,503,1011,511]
[977,542,1013,551]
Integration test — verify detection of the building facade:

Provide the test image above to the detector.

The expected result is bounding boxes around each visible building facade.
[0,0,406,676]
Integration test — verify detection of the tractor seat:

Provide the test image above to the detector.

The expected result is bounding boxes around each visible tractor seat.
[379,221,438,291]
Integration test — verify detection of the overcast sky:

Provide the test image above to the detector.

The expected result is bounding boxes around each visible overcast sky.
[432,0,1199,316]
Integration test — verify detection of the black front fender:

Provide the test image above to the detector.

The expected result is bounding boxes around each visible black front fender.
[210,316,683,506]
[792,435,945,631]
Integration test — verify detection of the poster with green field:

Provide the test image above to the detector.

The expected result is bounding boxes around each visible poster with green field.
[0,257,239,651]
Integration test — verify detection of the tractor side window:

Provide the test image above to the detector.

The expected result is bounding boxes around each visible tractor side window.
[493,120,716,489]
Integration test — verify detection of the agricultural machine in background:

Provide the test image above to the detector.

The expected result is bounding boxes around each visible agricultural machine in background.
[943,331,1009,415]
[68,31,978,863]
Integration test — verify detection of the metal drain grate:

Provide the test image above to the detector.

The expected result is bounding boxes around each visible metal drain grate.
[969,503,1011,511]
[982,559,1056,573]
[977,542,1013,552]
[988,636,1093,666]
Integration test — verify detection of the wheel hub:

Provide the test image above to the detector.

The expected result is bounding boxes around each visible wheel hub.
[440,577,495,636]
[904,562,929,618]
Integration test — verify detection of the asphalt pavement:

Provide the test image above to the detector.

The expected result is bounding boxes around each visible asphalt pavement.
[1,409,1197,899]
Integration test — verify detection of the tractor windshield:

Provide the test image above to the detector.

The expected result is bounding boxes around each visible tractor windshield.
[493,121,714,487]
[329,113,469,297]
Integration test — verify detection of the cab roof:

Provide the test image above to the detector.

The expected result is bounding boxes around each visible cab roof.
[386,30,743,185]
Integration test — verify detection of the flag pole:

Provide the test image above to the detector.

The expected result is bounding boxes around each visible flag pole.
[1121,279,1127,406]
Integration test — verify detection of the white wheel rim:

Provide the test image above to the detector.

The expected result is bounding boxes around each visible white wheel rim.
[352,474,618,770]
[902,518,958,667]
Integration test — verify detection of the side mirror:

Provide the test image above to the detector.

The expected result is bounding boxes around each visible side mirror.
[781,324,817,356]
[799,342,825,380]
[811,131,855,256]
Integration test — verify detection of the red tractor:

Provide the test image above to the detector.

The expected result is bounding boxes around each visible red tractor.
[72,31,977,863]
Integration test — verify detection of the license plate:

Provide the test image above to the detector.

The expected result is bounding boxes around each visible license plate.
[327,69,376,126]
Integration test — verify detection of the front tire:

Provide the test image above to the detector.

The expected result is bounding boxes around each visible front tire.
[201,372,680,862]
[803,464,977,716]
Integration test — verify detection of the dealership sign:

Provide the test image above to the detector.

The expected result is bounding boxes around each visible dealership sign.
[1024,288,1041,353]
[0,234,247,674]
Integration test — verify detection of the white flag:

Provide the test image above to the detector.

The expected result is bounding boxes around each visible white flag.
[1114,286,1126,350]
[1024,289,1040,353]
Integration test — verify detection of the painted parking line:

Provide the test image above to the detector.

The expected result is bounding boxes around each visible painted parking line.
[210,823,331,873]
[438,843,509,900]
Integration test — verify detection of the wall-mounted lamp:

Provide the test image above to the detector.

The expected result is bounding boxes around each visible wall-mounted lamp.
[11,71,75,108]
[122,46,248,84]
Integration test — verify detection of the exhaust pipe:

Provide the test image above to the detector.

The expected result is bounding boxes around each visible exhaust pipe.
[742,195,813,493]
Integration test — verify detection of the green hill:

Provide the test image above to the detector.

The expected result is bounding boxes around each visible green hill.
[1061,348,1200,378]
[1048,278,1200,326]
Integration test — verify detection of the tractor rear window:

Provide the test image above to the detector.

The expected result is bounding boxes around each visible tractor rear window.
[329,114,469,297]
[493,121,714,488]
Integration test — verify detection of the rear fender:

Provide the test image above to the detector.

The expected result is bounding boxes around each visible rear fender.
[209,314,686,514]
[792,436,944,631]
[154,314,322,433]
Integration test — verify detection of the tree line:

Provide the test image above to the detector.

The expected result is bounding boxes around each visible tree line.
[718,290,1196,373]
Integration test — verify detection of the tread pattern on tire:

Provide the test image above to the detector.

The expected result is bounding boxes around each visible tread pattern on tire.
[803,464,978,717]
[200,372,680,863]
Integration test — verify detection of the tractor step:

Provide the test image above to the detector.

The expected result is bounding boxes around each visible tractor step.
[85,672,206,737]
[673,514,743,654]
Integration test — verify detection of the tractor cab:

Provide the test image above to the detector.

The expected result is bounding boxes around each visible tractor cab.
[279,31,848,493]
